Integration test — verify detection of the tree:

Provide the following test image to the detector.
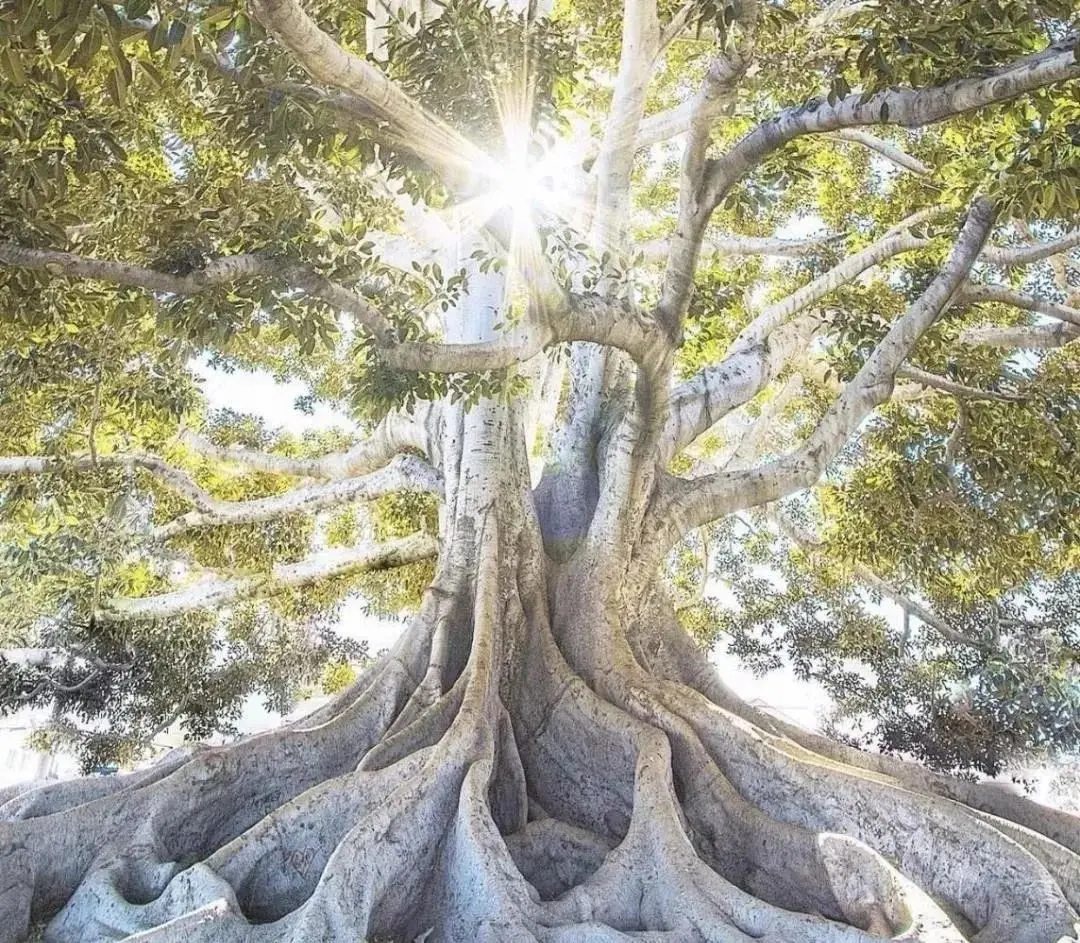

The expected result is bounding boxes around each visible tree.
[0,0,1079,940]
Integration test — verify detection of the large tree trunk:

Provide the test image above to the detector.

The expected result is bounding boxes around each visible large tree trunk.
[2,379,1079,943]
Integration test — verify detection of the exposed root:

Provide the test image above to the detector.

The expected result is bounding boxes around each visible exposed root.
[646,599,1080,858]
[636,592,1080,935]
[0,749,192,822]
[0,633,423,931]
[659,674,1077,941]
[3,560,1078,943]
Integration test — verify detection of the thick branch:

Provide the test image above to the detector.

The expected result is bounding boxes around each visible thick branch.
[662,197,996,535]
[657,52,751,335]
[702,37,1079,213]
[383,294,664,374]
[589,0,661,242]
[154,454,441,540]
[96,534,437,622]
[630,110,933,182]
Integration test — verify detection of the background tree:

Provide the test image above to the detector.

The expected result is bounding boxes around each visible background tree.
[0,0,1079,941]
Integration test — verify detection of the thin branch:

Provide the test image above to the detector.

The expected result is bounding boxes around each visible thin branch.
[0,454,217,512]
[879,206,948,241]
[713,373,804,473]
[16,662,131,703]
[895,365,1026,403]
[96,534,438,622]
[661,196,996,537]
[771,508,988,650]
[982,229,1080,268]
[180,404,440,479]
[832,128,931,175]
[736,228,929,348]
[153,454,441,540]
[958,322,1080,349]
[639,231,842,261]
[957,283,1080,329]
[0,244,394,341]
[658,0,697,50]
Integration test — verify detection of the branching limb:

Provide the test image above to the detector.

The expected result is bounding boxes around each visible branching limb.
[154,454,441,541]
[0,243,394,341]
[832,128,931,175]
[1,241,645,374]
[658,196,995,539]
[96,534,437,622]
[662,222,930,458]
[958,282,1080,328]
[4,445,440,585]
